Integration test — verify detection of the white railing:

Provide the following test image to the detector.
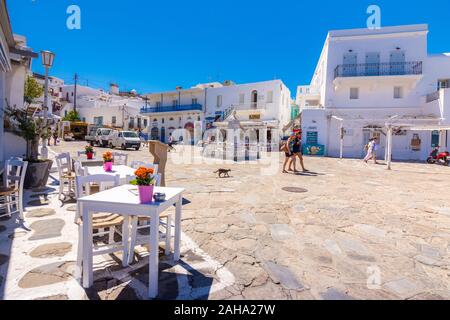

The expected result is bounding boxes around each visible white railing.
[231,102,267,110]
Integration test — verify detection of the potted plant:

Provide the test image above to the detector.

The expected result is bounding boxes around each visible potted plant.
[85,145,94,159]
[3,77,53,189]
[102,151,113,171]
[130,167,156,204]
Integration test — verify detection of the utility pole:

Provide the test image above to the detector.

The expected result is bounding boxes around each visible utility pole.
[74,73,78,112]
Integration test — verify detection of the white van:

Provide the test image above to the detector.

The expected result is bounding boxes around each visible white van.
[108,131,141,150]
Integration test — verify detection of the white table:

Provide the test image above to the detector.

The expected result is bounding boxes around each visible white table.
[85,165,136,184]
[78,184,184,298]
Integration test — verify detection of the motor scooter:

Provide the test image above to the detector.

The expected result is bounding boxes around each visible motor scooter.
[427,146,450,166]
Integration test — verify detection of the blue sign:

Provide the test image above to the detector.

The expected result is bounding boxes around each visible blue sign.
[303,144,325,156]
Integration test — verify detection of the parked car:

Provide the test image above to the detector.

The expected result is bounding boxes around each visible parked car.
[85,125,101,146]
[85,127,113,147]
[108,130,141,150]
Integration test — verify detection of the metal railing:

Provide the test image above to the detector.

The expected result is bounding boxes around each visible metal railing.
[140,103,202,114]
[334,61,423,79]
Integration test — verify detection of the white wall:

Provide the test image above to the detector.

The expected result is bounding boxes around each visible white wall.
[301,25,450,161]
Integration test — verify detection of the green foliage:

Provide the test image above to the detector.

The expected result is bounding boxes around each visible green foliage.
[63,110,81,122]
[24,76,44,104]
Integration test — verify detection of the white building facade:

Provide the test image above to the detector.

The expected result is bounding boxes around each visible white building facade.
[0,0,37,162]
[60,84,147,130]
[140,79,292,145]
[298,24,450,161]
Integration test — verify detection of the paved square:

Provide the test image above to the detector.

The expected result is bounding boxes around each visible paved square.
[2,141,450,300]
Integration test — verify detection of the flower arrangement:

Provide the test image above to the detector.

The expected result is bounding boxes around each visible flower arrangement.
[85,145,94,154]
[131,167,157,203]
[102,151,113,163]
[102,151,114,171]
[130,167,156,186]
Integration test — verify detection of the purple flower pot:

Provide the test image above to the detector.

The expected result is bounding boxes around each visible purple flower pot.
[138,185,154,204]
[103,161,113,172]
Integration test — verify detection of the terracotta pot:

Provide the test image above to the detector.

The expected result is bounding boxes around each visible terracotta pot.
[138,185,154,204]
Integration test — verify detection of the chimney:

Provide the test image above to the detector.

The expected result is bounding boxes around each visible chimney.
[110,83,119,95]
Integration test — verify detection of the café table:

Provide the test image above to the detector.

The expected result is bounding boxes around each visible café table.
[72,156,104,168]
[77,184,184,298]
[85,165,136,184]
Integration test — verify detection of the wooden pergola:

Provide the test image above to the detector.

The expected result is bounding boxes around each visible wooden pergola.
[331,115,448,170]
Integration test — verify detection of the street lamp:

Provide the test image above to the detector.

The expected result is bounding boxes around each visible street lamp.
[40,50,55,159]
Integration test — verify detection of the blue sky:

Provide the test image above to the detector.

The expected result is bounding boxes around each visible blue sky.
[7,0,450,96]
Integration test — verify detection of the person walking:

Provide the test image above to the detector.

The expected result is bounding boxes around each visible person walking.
[282,134,296,173]
[289,130,308,172]
[363,138,377,163]
[52,129,59,146]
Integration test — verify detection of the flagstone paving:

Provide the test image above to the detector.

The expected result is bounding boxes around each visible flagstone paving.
[1,142,450,299]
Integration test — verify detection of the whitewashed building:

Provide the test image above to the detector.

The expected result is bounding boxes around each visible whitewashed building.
[61,84,147,130]
[298,24,450,161]
[140,79,292,144]
[0,0,37,162]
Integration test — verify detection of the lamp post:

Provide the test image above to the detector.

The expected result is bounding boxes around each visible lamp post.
[40,50,55,159]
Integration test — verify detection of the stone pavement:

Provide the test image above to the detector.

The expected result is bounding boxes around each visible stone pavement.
[1,141,450,300]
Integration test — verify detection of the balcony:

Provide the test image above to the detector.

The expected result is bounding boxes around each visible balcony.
[334,61,423,79]
[231,102,267,110]
[140,103,202,114]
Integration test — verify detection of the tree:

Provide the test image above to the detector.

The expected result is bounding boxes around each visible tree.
[24,76,44,105]
[62,110,81,122]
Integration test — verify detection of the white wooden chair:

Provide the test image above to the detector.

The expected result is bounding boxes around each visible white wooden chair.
[73,161,86,176]
[112,152,128,166]
[126,173,172,264]
[55,152,75,201]
[130,160,158,174]
[75,174,130,269]
[77,151,97,157]
[0,159,28,220]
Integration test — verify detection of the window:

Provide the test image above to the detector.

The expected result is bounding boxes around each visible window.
[197,116,201,121]
[143,119,148,127]
[438,79,450,90]
[350,88,359,100]
[266,91,273,103]
[129,117,135,129]
[82,117,86,122]
[394,86,404,99]
[94,116,103,125]
[112,116,116,125]
[169,117,174,121]
[172,100,178,107]
[162,118,165,124]
[216,95,222,108]
[239,93,245,104]
[192,98,198,105]
[156,101,161,108]
[64,110,67,117]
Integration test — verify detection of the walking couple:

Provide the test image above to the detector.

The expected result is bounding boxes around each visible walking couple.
[282,130,308,173]
[364,137,378,164]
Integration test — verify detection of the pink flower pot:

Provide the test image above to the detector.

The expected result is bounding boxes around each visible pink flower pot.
[86,152,94,160]
[103,161,113,172]
[138,185,154,204]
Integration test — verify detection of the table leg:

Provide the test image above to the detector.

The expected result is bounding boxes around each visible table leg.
[82,205,93,288]
[122,215,130,267]
[174,194,182,261]
[148,210,159,298]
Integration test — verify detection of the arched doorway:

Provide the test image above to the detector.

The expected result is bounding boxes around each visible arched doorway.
[184,122,194,145]
[251,90,258,109]
[151,127,159,140]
